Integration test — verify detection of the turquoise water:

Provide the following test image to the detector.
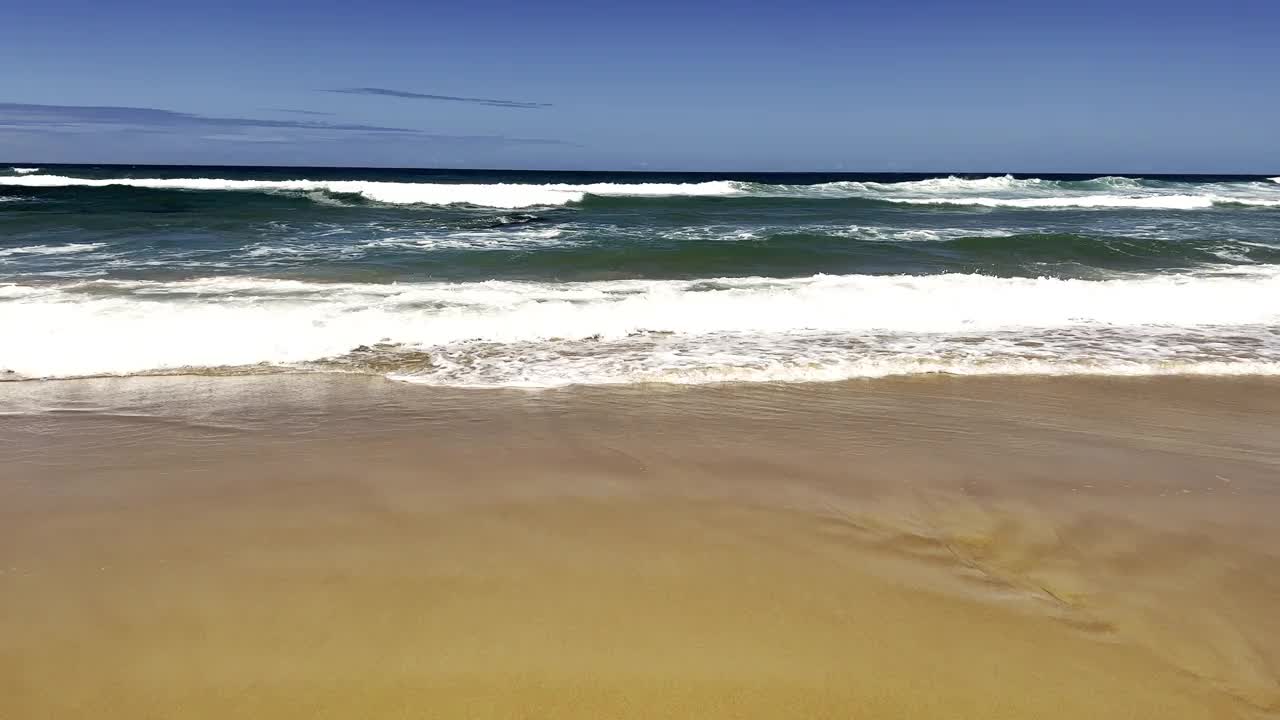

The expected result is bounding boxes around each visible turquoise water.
[2,165,1279,385]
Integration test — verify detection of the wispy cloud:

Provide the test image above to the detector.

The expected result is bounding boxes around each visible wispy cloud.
[0,102,568,146]
[326,87,551,109]
[263,108,337,117]
[200,134,295,143]
[0,102,419,133]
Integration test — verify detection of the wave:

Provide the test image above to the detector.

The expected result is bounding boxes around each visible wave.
[3,269,1278,383]
[880,194,1280,209]
[342,231,1277,277]
[785,174,1143,195]
[7,167,40,175]
[935,233,1277,266]
[20,230,1273,283]
[0,243,106,258]
[2,173,1278,210]
[0,175,739,208]
[740,174,1280,209]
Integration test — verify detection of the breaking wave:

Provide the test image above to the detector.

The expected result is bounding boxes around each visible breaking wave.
[1,173,1277,210]
[3,268,1278,384]
[0,243,107,258]
[0,174,738,208]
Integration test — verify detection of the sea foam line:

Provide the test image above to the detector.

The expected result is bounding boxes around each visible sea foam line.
[388,356,1280,388]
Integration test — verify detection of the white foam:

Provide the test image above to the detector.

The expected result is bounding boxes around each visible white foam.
[751,174,1125,198]
[901,193,1280,207]
[834,226,1014,242]
[3,269,1279,382]
[884,195,1226,209]
[361,226,570,252]
[0,243,106,258]
[9,167,40,175]
[826,174,1053,194]
[0,175,739,208]
[391,354,1280,388]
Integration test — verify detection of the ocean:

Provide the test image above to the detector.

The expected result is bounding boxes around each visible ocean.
[2,164,1278,387]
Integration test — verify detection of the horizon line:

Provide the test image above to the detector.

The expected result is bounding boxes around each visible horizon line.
[5,161,1278,177]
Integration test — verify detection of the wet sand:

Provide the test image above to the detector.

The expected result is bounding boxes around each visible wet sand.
[2,375,1278,719]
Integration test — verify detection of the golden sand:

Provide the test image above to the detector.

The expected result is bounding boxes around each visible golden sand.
[2,376,1278,718]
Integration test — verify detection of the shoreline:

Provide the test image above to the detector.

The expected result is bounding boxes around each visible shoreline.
[3,375,1278,718]
[6,361,1280,386]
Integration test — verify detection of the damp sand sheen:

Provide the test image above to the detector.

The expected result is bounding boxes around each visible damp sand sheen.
[3,376,1279,719]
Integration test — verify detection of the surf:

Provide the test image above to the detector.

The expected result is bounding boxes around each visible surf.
[2,172,1277,210]
[3,268,1278,383]
[0,174,741,208]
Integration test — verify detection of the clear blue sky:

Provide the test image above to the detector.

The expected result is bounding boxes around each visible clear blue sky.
[2,0,1276,172]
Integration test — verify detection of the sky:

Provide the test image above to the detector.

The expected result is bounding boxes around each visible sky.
[2,0,1277,172]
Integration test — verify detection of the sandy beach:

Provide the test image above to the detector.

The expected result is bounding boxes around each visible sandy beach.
[2,375,1278,719]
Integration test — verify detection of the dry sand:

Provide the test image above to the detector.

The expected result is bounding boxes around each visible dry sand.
[2,375,1278,719]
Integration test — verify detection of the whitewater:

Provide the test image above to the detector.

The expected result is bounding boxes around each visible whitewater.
[2,172,1279,209]
[3,269,1279,383]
